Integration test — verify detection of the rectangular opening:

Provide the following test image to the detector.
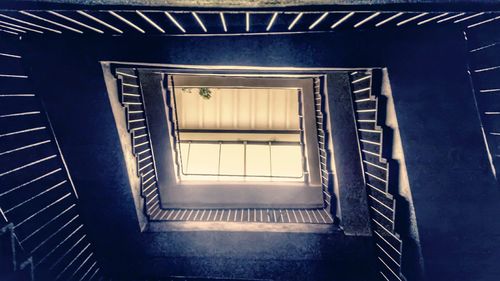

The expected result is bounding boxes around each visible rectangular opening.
[173,86,305,182]
[137,72,326,208]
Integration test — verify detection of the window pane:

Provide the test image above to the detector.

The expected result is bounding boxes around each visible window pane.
[175,88,300,131]
[185,143,220,175]
[219,144,244,176]
[271,145,303,178]
[245,144,271,177]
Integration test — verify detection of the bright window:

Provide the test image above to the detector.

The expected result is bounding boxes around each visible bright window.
[173,87,304,182]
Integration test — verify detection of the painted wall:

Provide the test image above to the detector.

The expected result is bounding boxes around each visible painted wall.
[383,29,500,281]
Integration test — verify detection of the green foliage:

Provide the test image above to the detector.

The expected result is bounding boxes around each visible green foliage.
[181,87,212,100]
[198,87,212,99]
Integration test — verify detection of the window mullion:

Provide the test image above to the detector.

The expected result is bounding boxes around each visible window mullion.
[217,141,222,177]
[244,141,247,178]
[185,141,192,174]
[269,141,273,178]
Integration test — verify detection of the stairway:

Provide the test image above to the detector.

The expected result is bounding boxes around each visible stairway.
[465,21,500,180]
[113,68,335,223]
[0,32,104,281]
[349,70,405,281]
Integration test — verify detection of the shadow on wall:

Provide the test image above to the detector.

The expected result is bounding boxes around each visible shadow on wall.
[380,70,425,281]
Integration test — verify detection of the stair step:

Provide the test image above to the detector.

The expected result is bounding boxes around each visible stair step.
[149,208,334,224]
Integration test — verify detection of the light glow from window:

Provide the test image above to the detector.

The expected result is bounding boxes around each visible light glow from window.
[179,142,303,181]
[173,87,304,182]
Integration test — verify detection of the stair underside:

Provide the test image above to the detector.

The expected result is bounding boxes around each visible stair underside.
[149,208,334,224]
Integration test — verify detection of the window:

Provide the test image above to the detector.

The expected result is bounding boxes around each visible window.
[174,87,305,182]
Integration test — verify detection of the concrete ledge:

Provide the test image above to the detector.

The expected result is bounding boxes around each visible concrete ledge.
[147,221,342,233]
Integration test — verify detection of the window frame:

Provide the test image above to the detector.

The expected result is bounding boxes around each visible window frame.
[171,77,310,182]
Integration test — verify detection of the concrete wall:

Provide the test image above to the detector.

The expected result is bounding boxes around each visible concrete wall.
[325,73,372,236]
[383,30,500,281]
[21,41,145,277]
[381,69,424,280]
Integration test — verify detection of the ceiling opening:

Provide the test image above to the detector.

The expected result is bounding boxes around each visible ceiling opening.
[173,86,305,182]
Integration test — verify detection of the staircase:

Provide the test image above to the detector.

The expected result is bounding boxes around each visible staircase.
[349,70,406,281]
[465,21,500,181]
[0,32,104,281]
[115,67,162,219]
[113,67,335,224]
